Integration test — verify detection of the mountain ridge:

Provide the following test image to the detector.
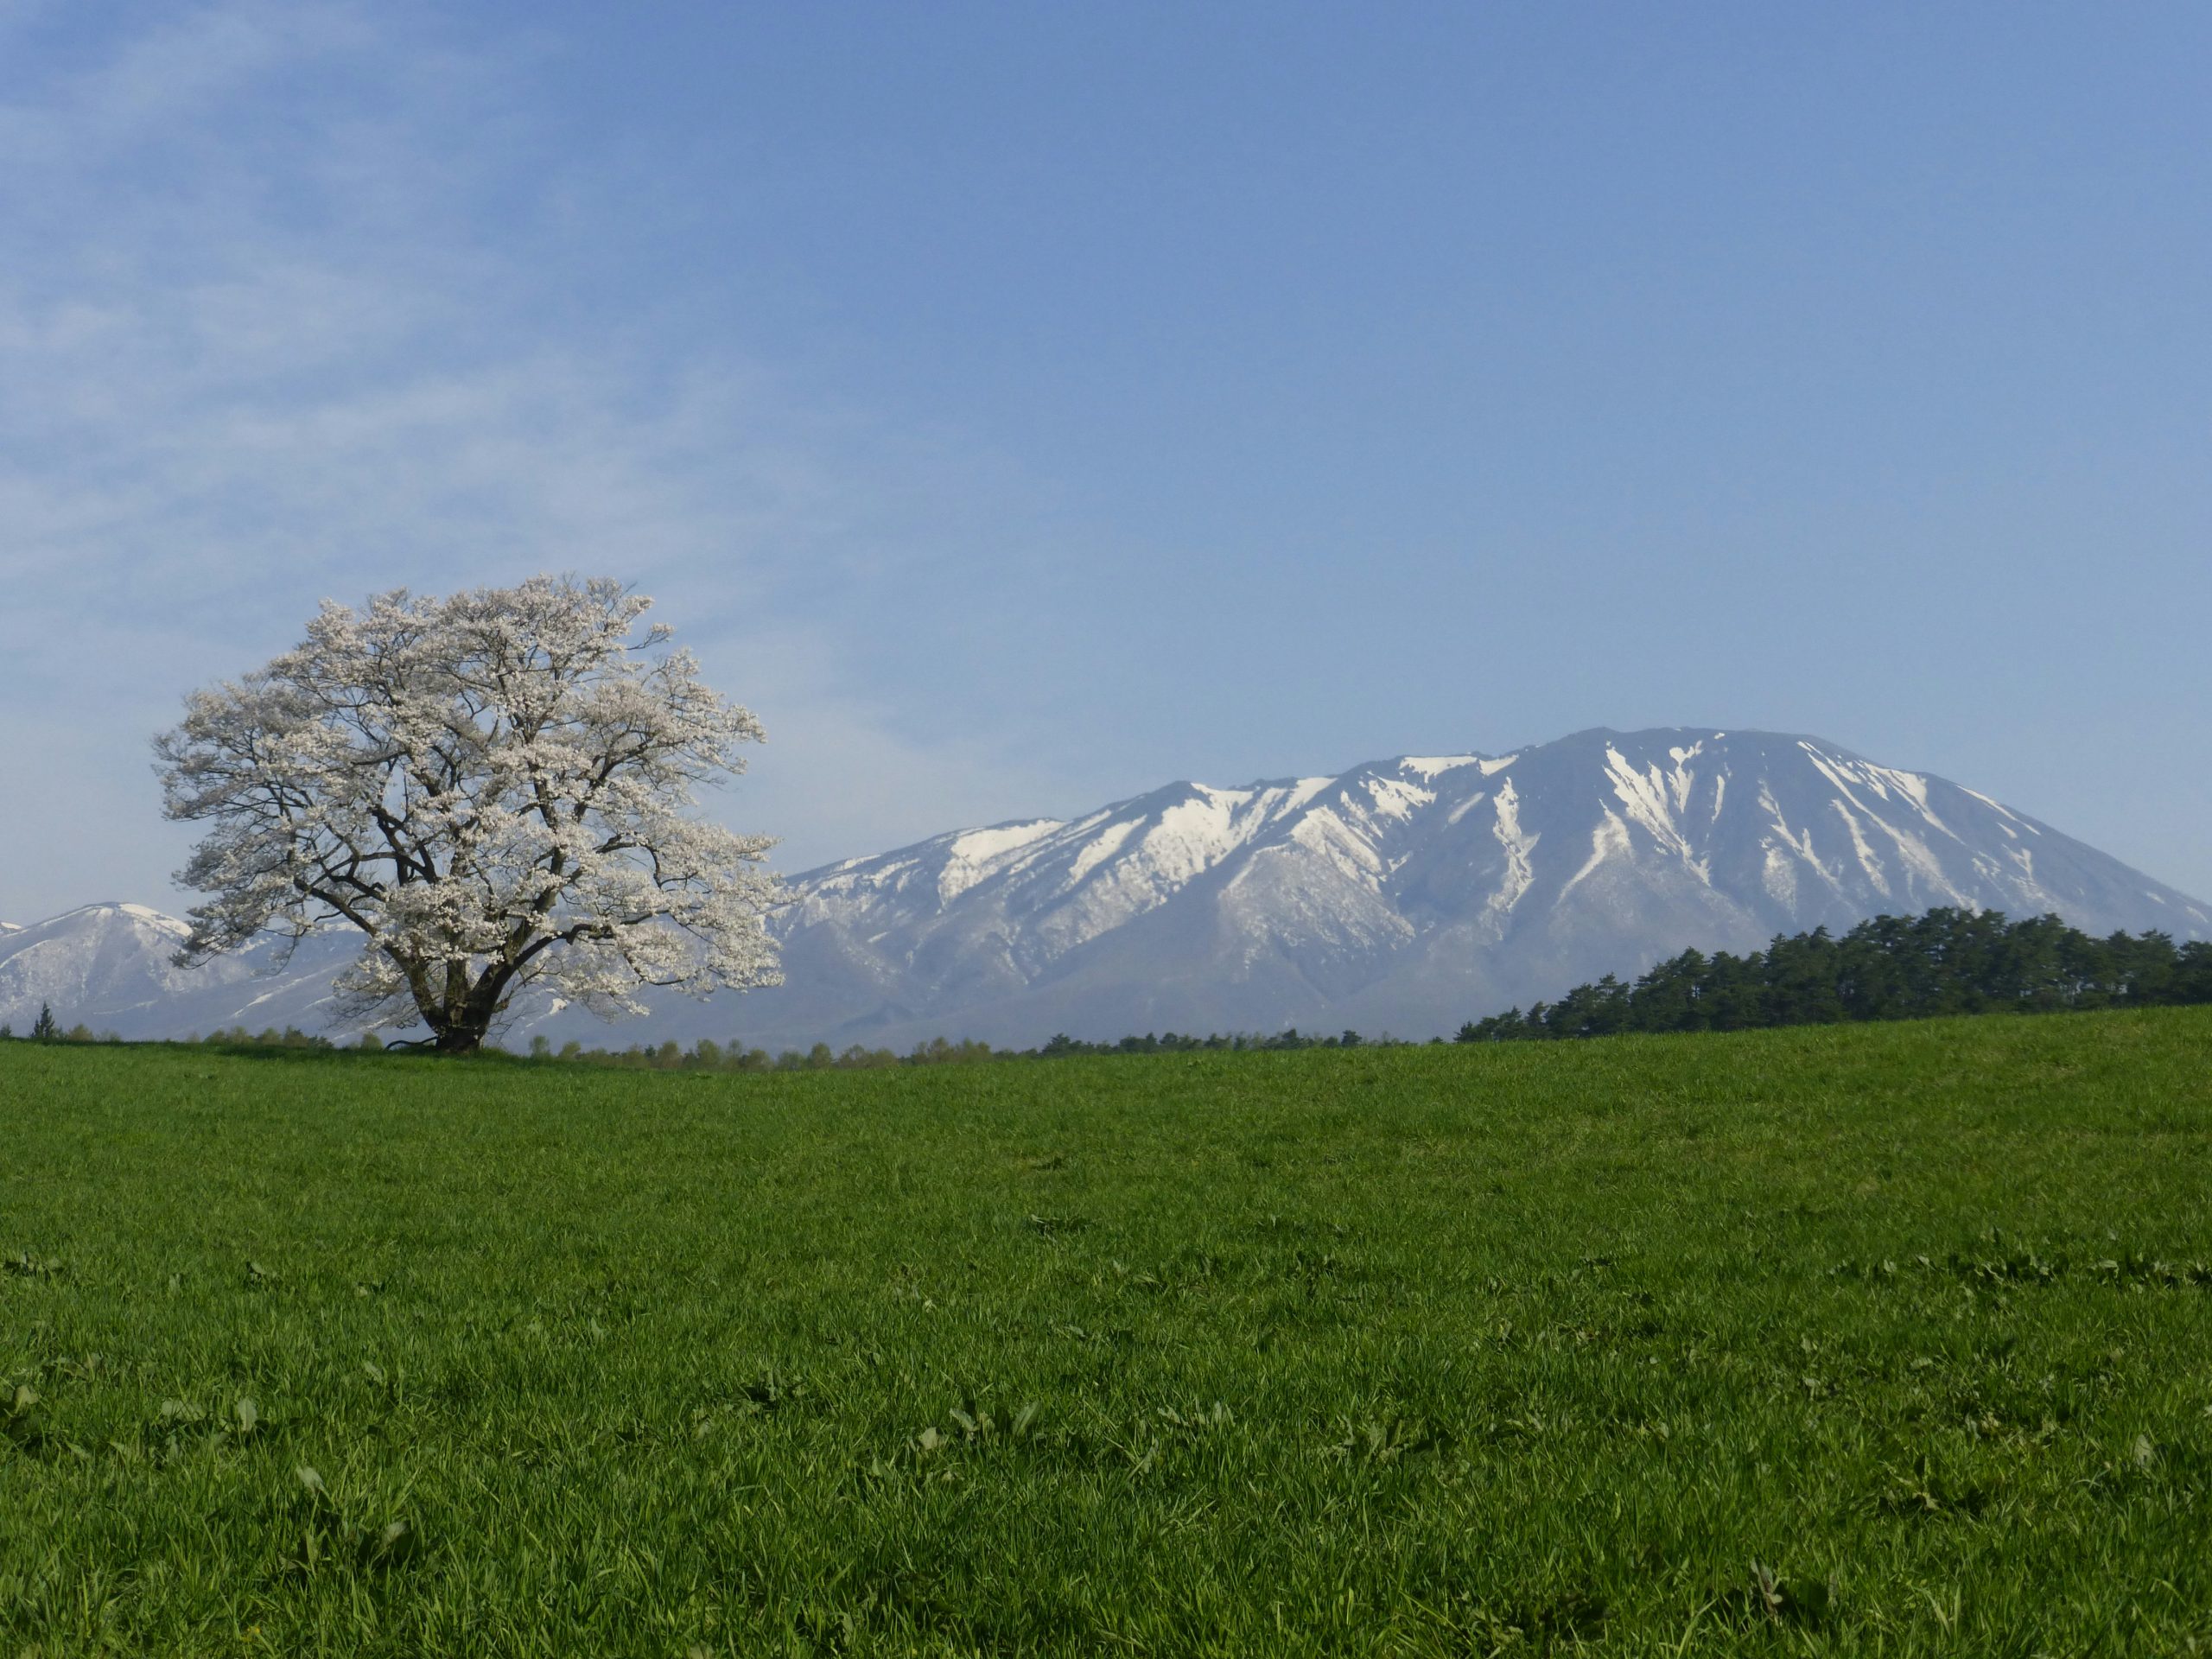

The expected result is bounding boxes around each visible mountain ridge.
[4,727,2205,1047]
[722,726,2207,1050]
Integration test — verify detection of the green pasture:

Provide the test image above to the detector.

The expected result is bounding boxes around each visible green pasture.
[3,1009,2209,1655]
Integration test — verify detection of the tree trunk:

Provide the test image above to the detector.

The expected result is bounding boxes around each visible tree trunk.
[401,957,510,1056]
[432,1022,486,1056]
[427,967,512,1055]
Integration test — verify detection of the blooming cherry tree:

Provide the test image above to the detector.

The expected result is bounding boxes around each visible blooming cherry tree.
[156,576,782,1053]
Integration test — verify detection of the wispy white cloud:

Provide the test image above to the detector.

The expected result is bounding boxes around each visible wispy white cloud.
[0,1,1082,919]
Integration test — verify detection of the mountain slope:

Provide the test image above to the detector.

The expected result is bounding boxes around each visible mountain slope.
[7,728,2205,1047]
[0,905,357,1039]
[677,727,2210,1049]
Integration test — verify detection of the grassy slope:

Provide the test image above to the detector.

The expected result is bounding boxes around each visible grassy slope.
[2,1010,2209,1656]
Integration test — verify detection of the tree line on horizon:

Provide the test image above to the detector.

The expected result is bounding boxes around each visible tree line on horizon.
[1453,907,2212,1042]
[9,906,2209,1062]
[498,1026,1384,1071]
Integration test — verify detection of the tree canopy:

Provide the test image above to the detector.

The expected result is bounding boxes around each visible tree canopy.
[156,576,781,1054]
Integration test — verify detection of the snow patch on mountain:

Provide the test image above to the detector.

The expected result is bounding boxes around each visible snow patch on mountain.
[938,819,1063,903]
[1067,818,1141,883]
[1399,755,1483,780]
[1560,808,1631,901]
[1485,779,1539,919]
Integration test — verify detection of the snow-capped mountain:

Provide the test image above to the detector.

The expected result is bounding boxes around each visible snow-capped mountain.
[0,903,199,1032]
[0,904,356,1039]
[697,727,2209,1049]
[6,728,2206,1047]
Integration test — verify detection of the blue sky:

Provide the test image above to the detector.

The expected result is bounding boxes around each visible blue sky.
[3,2,2209,922]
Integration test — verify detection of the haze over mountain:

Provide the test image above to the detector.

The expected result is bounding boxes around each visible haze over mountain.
[5,728,2205,1049]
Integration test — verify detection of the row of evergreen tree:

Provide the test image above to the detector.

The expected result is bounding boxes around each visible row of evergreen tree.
[1454,908,2212,1042]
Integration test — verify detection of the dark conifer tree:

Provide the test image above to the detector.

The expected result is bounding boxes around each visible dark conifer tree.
[1455,908,2212,1043]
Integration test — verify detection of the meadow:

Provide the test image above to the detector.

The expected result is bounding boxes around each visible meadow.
[2,1009,2209,1656]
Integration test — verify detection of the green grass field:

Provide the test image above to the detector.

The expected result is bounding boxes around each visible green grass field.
[3,1010,2209,1656]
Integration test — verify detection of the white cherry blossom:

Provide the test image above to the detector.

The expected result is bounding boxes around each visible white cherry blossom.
[156,576,781,1052]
